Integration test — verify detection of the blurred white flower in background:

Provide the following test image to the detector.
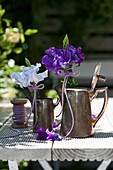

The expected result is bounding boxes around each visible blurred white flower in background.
[8,59,15,68]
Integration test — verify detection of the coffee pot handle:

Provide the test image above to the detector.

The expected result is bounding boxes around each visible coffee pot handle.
[89,87,108,127]
[53,97,60,109]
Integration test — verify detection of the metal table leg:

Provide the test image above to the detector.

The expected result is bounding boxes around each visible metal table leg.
[97,160,111,170]
[38,160,53,170]
[8,160,19,170]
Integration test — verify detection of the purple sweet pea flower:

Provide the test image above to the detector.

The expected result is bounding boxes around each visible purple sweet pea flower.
[42,47,72,75]
[35,123,61,141]
[42,53,62,73]
[45,47,62,58]
[67,45,84,66]
[42,55,55,71]
[53,55,62,68]
[76,46,84,66]
[47,133,61,141]
[42,44,84,75]
[46,129,61,141]
[35,126,48,140]
[59,49,72,68]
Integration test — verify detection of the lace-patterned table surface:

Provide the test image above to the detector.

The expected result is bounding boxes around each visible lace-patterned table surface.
[0,98,113,161]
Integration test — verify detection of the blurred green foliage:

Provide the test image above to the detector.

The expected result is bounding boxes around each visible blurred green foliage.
[46,89,58,99]
[1,0,113,65]
[0,5,38,100]
[0,160,30,170]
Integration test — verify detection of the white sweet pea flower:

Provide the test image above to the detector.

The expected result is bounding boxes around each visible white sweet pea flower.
[22,63,41,74]
[22,63,42,82]
[34,70,48,84]
[10,71,31,88]
[10,63,48,88]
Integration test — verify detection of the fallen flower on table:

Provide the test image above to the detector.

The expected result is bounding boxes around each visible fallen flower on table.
[35,126,48,140]
[92,114,96,119]
[35,123,61,141]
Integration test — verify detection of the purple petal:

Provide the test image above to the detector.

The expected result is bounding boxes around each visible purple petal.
[67,45,76,52]
[35,126,48,140]
[62,49,71,62]
[51,122,58,129]
[71,54,79,63]
[92,114,96,119]
[42,55,55,71]
[75,47,84,66]
[53,59,61,68]
[46,132,61,141]
[45,47,62,58]
[54,68,60,76]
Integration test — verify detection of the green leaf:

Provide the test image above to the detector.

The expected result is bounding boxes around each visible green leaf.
[0,28,3,34]
[20,33,25,43]
[13,47,23,54]
[25,29,38,35]
[0,9,5,18]
[25,58,31,67]
[63,34,69,49]
[2,18,11,26]
[17,21,23,33]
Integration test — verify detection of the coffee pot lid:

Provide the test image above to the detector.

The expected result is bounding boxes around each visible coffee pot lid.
[90,63,106,92]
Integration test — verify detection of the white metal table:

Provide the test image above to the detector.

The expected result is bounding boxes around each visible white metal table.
[0,98,113,170]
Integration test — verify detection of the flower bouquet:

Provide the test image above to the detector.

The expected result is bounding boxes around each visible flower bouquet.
[42,34,84,88]
[40,34,86,138]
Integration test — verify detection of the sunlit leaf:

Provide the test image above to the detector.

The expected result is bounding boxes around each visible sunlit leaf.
[13,47,23,54]
[25,58,31,67]
[20,33,25,43]
[63,34,69,49]
[0,9,5,17]
[25,29,38,35]
[2,18,11,26]
[17,21,23,33]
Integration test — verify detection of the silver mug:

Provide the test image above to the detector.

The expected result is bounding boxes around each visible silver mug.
[33,98,59,132]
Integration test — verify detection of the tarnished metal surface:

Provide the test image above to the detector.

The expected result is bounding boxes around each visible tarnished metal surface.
[33,98,57,132]
[90,63,106,92]
[55,87,108,138]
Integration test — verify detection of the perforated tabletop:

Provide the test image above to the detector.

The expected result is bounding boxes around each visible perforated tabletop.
[0,98,113,161]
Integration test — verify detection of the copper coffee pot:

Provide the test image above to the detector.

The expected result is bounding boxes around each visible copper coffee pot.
[54,63,108,137]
